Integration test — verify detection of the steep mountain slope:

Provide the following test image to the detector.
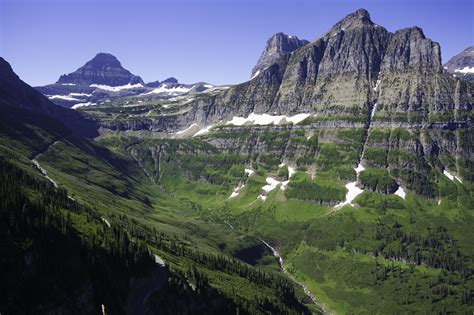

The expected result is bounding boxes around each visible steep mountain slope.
[0,57,98,138]
[251,32,309,79]
[444,45,474,83]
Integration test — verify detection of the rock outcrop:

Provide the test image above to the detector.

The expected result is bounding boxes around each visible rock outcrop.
[251,33,308,79]
[172,9,473,130]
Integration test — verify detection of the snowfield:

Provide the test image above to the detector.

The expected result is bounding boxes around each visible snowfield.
[143,84,192,95]
[90,83,144,91]
[226,112,310,126]
[72,102,97,109]
[47,94,82,101]
[454,66,474,74]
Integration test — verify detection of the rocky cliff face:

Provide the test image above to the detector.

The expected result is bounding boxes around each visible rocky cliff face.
[444,45,474,83]
[57,52,144,86]
[175,9,472,130]
[251,33,308,79]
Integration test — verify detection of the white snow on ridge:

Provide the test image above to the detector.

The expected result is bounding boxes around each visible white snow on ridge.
[61,83,76,86]
[227,113,310,126]
[394,186,406,199]
[251,70,261,79]
[72,102,97,109]
[90,83,144,91]
[143,84,191,95]
[47,95,81,101]
[70,92,92,97]
[454,66,474,74]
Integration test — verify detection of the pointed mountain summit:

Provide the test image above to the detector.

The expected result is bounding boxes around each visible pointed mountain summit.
[328,8,374,34]
[251,33,308,78]
[444,45,474,83]
[57,53,144,86]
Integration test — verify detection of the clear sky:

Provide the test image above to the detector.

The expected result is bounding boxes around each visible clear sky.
[1,0,472,86]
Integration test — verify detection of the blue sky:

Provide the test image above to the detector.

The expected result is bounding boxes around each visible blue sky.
[1,0,472,86]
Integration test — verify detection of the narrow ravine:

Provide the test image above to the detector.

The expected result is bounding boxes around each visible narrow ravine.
[31,140,61,188]
[260,240,327,313]
[31,139,77,201]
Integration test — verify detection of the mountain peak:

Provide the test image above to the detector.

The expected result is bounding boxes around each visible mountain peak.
[329,8,374,33]
[87,52,122,68]
[444,44,474,83]
[251,32,308,78]
[56,53,143,86]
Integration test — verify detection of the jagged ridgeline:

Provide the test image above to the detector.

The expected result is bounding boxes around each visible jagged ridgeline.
[1,7,473,315]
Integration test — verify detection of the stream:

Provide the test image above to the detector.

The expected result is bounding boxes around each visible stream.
[260,240,327,313]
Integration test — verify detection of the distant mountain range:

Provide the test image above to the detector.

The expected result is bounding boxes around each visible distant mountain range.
[444,45,474,83]
[35,53,217,108]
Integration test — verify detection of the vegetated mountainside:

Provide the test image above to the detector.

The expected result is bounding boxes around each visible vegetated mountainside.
[0,59,316,314]
[70,8,474,314]
[444,45,474,83]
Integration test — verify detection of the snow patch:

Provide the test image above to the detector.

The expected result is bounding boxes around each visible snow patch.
[394,186,406,199]
[454,66,474,74]
[251,70,261,79]
[90,83,144,91]
[371,103,378,118]
[175,124,199,135]
[61,83,76,86]
[334,163,365,209]
[47,95,81,101]
[226,112,310,126]
[143,84,191,95]
[229,183,245,198]
[153,254,165,266]
[193,125,214,137]
[101,217,111,228]
[443,169,454,181]
[72,102,97,109]
[244,168,254,176]
[69,92,92,97]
